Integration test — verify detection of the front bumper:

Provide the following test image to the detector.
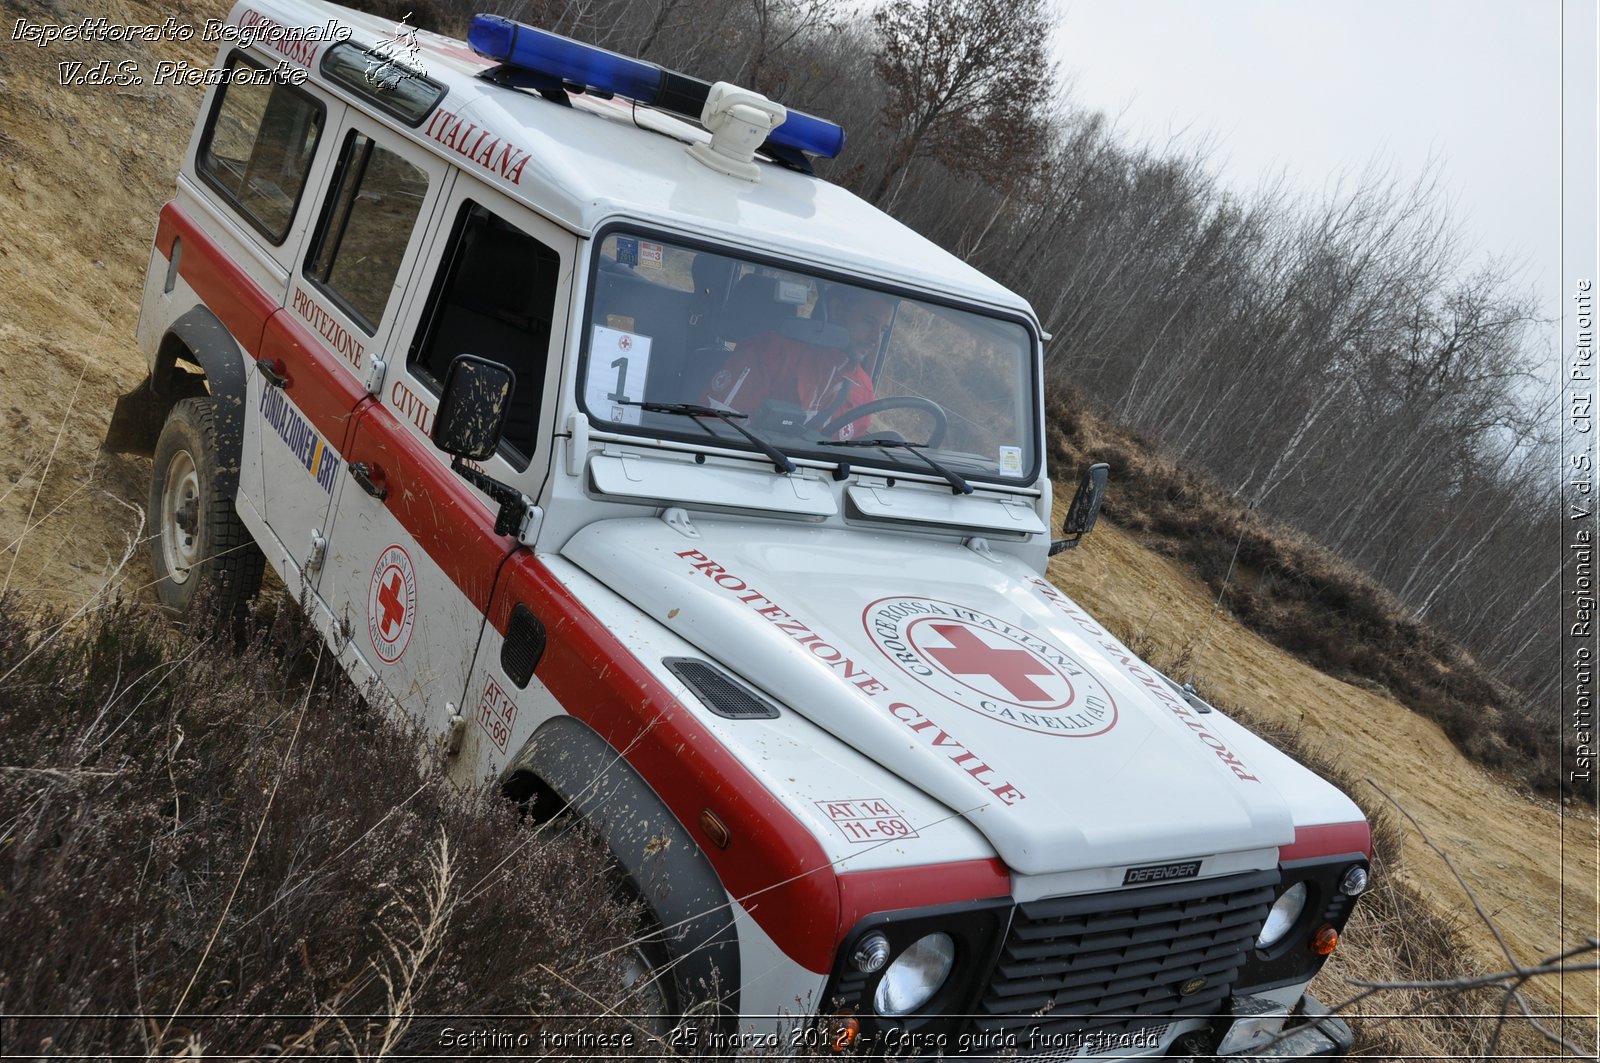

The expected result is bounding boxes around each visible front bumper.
[918,992,1352,1060]
[1211,993,1353,1060]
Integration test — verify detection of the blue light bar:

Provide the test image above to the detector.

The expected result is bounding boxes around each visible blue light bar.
[468,17,663,102]
[771,110,844,160]
[468,14,844,160]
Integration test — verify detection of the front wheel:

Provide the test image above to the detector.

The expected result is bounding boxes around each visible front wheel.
[149,396,264,614]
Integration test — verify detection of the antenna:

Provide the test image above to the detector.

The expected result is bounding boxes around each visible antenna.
[1181,500,1256,693]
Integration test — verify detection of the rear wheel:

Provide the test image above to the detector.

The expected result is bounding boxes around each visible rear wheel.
[149,396,264,614]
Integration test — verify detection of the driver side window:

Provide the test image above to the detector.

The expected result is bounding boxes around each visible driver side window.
[409,202,561,467]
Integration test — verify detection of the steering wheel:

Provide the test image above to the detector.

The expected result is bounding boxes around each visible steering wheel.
[818,396,949,448]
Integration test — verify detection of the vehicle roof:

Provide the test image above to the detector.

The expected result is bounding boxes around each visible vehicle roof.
[231,0,1038,320]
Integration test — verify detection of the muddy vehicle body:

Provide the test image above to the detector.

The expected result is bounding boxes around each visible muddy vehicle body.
[116,1,1370,1055]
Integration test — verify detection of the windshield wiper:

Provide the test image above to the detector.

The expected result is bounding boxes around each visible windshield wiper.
[623,401,796,474]
[821,438,972,495]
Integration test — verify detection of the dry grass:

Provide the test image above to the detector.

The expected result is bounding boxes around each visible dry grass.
[1046,386,1561,804]
[0,593,644,1058]
[1098,616,1590,1061]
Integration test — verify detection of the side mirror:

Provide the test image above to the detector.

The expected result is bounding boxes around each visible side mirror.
[432,354,515,461]
[1049,462,1109,555]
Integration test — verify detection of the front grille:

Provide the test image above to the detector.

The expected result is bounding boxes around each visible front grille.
[970,869,1278,1043]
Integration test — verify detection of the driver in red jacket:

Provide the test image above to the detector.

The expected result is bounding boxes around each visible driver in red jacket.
[704,287,894,441]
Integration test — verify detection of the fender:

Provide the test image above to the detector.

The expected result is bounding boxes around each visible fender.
[166,306,251,494]
[105,306,247,460]
[510,714,741,1022]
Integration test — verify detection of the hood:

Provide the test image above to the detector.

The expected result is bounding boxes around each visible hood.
[562,517,1295,875]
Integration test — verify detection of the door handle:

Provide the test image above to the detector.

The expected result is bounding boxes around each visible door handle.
[256,358,289,388]
[349,461,388,501]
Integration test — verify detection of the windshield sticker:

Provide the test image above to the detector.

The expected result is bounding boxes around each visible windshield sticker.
[864,597,1117,738]
[588,326,652,424]
[638,240,664,268]
[674,548,1027,805]
[816,798,919,844]
[614,237,639,267]
[998,446,1023,476]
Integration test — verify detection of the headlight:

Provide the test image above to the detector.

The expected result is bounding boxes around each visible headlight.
[1255,881,1307,949]
[873,933,955,1016]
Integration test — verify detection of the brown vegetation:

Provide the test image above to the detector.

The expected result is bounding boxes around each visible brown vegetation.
[1046,386,1557,801]
[0,596,642,1058]
[1199,689,1568,1061]
[1082,609,1590,1060]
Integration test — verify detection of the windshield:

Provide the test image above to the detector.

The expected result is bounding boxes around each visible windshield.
[579,231,1039,484]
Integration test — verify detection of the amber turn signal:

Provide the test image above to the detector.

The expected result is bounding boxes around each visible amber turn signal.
[1310,924,1340,956]
[699,809,731,849]
[827,1012,860,1053]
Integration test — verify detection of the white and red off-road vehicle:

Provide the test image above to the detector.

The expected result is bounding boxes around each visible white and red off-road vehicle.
[112,1,1371,1055]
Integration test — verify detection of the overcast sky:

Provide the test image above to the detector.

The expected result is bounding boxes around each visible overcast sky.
[1051,0,1569,350]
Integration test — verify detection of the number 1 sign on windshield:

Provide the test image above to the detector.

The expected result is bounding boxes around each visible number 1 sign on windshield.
[588,326,652,425]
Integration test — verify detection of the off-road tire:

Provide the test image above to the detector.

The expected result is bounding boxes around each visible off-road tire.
[149,396,264,614]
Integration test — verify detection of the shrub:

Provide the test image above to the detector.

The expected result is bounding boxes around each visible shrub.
[0,595,642,1058]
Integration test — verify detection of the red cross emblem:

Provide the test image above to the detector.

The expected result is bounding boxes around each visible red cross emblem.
[368,545,416,663]
[925,623,1056,702]
[864,597,1117,737]
[377,568,406,637]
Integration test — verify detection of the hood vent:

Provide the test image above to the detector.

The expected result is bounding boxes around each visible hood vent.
[666,658,782,720]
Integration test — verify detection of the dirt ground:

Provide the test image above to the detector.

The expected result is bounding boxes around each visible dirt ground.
[1,0,1594,1055]
[0,0,221,610]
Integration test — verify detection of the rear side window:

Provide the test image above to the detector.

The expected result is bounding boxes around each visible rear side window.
[305,131,430,332]
[197,54,324,243]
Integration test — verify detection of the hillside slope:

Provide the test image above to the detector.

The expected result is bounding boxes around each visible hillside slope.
[1049,521,1597,1027]
[0,0,1592,1053]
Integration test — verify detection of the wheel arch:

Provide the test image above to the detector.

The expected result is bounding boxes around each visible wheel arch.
[158,306,251,493]
[108,305,250,459]
[504,714,742,1023]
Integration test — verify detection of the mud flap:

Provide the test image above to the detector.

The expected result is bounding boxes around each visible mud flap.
[102,377,165,457]
[103,372,207,457]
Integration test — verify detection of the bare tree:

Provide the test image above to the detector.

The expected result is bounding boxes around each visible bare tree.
[866,0,1054,205]
[739,0,842,92]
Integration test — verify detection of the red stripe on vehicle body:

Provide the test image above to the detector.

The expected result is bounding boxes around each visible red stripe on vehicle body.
[157,201,279,358]
[160,200,1014,973]
[837,859,1011,930]
[490,553,847,971]
[344,400,511,614]
[161,202,371,453]
[492,561,1014,971]
[260,309,371,455]
[1280,821,1372,862]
